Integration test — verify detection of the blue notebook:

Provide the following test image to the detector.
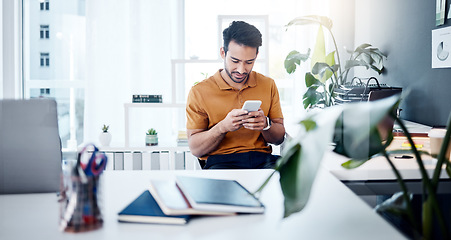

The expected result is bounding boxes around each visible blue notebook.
[118,190,190,225]
[175,176,265,214]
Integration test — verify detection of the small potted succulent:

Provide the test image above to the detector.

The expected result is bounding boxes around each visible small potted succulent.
[145,128,158,146]
[99,124,112,147]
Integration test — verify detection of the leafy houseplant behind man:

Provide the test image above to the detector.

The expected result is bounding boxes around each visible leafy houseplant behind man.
[284,15,386,109]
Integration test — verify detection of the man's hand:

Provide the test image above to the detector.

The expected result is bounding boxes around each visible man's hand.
[241,109,267,131]
[187,108,256,158]
[218,109,250,133]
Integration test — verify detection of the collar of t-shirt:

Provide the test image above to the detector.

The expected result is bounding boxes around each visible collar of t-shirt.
[214,69,257,90]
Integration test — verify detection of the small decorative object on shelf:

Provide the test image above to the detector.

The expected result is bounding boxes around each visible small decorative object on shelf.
[177,130,188,146]
[99,124,112,147]
[146,128,158,146]
[132,94,163,103]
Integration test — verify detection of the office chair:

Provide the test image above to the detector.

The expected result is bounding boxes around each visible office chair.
[0,99,62,194]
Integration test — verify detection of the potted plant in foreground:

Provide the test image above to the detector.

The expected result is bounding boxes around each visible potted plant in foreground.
[284,15,386,109]
[256,94,451,239]
[146,128,158,146]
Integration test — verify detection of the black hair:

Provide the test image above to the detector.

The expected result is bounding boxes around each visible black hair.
[222,21,262,55]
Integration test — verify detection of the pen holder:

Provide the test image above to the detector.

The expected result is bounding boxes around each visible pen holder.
[59,173,103,232]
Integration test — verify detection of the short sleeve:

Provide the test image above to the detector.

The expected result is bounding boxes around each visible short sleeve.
[186,86,209,130]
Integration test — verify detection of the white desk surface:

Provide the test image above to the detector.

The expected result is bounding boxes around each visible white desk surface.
[323,137,450,181]
[0,169,406,240]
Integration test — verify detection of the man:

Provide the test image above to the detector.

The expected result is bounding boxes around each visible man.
[186,21,285,169]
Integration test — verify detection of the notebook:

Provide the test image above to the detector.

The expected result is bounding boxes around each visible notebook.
[118,190,190,225]
[0,99,62,194]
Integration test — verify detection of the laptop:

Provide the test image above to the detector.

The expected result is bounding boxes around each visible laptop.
[0,99,62,194]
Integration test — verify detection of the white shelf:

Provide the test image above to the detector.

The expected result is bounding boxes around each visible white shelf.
[124,103,186,147]
[98,144,189,152]
[124,103,186,108]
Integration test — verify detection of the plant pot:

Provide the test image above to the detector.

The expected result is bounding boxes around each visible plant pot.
[146,135,158,146]
[99,132,112,147]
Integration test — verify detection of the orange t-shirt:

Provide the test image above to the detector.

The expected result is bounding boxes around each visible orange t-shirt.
[186,70,283,160]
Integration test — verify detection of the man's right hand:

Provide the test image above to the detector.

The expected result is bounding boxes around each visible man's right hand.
[187,108,254,158]
[218,109,250,133]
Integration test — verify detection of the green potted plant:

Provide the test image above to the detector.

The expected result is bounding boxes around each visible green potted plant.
[99,124,112,147]
[255,94,451,239]
[146,128,158,146]
[284,15,386,109]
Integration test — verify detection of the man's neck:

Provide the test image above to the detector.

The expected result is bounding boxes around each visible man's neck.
[220,69,247,90]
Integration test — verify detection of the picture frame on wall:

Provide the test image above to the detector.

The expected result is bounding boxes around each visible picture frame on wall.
[432,26,451,68]
[436,0,446,26]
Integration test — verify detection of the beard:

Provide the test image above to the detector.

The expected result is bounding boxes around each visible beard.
[224,65,249,84]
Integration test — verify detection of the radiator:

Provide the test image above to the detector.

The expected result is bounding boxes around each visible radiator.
[101,150,201,171]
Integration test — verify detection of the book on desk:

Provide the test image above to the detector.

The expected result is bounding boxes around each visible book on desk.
[118,176,264,225]
[118,190,190,225]
[175,176,265,214]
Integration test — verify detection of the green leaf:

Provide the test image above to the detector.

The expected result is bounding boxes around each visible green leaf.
[302,87,322,109]
[300,119,317,131]
[277,143,303,216]
[305,72,321,87]
[341,158,370,169]
[311,62,337,84]
[311,25,326,73]
[333,95,400,160]
[349,44,386,74]
[284,50,310,74]
[344,59,369,71]
[324,51,336,82]
[276,106,344,217]
[325,51,336,66]
[355,43,372,50]
[286,15,333,30]
[275,93,400,218]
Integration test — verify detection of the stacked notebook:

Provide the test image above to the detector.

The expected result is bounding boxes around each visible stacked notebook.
[118,176,265,225]
[176,130,188,146]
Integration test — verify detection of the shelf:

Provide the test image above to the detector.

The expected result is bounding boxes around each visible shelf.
[124,103,186,147]
[98,145,189,152]
[124,103,186,108]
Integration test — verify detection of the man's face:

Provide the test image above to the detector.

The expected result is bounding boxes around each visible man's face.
[221,40,258,84]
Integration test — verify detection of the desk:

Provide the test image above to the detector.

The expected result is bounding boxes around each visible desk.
[323,137,451,195]
[0,169,406,240]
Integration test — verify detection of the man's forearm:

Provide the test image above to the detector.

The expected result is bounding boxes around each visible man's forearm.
[188,124,226,158]
[261,119,285,145]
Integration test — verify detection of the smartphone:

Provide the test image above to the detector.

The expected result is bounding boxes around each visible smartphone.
[242,100,262,112]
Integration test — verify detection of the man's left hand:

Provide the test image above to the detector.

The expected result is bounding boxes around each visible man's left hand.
[242,109,267,131]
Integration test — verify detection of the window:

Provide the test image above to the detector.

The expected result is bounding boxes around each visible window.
[24,0,87,150]
[21,0,310,150]
[40,25,49,39]
[175,15,269,104]
[40,0,49,11]
[40,88,50,95]
[40,53,50,67]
